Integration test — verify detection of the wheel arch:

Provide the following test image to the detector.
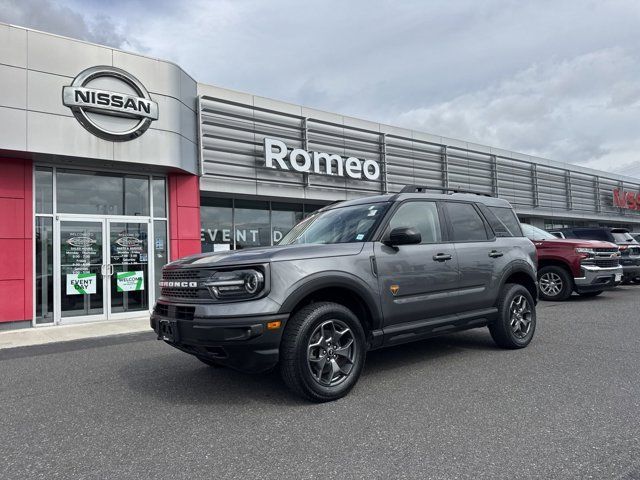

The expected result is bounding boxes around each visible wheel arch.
[278,272,384,336]
[500,263,538,303]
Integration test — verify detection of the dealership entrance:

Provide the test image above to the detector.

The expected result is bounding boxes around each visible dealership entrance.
[56,217,150,323]
[35,167,169,326]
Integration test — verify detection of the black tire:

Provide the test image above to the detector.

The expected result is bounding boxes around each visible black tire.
[280,302,366,402]
[489,283,537,349]
[577,290,603,297]
[196,356,221,367]
[633,277,640,285]
[537,265,573,301]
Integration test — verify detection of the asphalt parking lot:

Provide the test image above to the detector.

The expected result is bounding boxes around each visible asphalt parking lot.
[1,287,639,480]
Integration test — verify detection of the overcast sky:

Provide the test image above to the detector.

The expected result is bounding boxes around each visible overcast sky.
[2,0,640,176]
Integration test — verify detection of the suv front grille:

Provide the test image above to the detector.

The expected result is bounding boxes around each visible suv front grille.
[160,268,213,302]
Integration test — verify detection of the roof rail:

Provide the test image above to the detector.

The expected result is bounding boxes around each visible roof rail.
[399,185,493,197]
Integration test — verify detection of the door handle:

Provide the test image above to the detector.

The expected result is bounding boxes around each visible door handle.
[489,250,504,258]
[109,264,114,275]
[433,253,452,262]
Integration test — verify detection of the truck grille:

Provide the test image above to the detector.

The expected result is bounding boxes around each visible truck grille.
[592,259,619,268]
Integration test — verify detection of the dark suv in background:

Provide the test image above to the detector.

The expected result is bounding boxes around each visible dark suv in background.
[549,227,640,284]
[152,186,538,402]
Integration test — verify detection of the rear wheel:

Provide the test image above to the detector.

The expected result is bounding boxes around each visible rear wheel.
[577,290,603,297]
[538,266,573,301]
[489,283,536,349]
[280,302,366,402]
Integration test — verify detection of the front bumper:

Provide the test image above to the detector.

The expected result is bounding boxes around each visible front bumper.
[150,305,289,373]
[574,265,623,291]
[619,257,640,278]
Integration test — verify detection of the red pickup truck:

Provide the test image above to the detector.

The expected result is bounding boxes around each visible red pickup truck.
[521,224,623,301]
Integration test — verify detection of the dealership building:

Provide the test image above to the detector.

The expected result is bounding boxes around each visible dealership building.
[1,23,639,330]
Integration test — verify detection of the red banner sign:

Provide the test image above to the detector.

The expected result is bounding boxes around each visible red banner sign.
[613,188,640,210]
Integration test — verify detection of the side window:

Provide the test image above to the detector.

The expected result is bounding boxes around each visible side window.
[484,205,523,237]
[444,202,490,242]
[387,201,442,244]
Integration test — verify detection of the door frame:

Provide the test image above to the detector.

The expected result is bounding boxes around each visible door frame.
[53,214,153,325]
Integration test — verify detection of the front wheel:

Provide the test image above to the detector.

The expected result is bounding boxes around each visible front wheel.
[280,302,366,402]
[538,266,573,301]
[489,283,537,349]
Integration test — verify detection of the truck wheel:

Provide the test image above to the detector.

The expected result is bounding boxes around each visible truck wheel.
[489,283,536,349]
[280,302,366,402]
[577,290,603,297]
[538,266,573,301]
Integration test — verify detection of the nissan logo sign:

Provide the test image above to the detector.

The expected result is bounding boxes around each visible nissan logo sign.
[62,66,159,141]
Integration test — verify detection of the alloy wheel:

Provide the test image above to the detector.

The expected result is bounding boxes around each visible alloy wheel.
[509,294,533,339]
[307,319,356,387]
[539,272,563,297]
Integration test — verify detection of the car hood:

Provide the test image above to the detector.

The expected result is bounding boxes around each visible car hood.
[165,243,366,268]
[533,238,618,249]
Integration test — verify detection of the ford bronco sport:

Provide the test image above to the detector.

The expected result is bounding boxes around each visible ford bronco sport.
[151,186,538,402]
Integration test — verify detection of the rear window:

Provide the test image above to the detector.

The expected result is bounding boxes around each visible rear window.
[483,206,523,237]
[444,202,490,242]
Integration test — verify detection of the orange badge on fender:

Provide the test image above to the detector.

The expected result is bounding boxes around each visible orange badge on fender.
[390,284,400,296]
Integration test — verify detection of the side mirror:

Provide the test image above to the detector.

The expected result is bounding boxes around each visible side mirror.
[385,227,422,247]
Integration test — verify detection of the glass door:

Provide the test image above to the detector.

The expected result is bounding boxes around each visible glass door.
[58,219,107,323]
[107,220,150,317]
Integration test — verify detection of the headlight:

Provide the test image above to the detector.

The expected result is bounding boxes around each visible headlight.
[204,268,265,299]
[575,248,595,257]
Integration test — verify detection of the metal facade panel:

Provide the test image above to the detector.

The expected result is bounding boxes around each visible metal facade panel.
[196,94,640,222]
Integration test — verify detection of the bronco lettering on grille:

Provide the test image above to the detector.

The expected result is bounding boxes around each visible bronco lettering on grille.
[158,281,198,288]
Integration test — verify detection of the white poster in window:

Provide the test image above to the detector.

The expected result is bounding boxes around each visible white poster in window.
[116,271,145,292]
[66,273,97,295]
[213,243,231,252]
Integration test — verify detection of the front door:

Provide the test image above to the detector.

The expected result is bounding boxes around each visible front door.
[56,217,151,324]
[58,219,107,322]
[374,200,459,327]
[107,220,150,317]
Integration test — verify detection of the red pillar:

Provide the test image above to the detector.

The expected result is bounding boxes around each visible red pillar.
[0,158,33,324]
[168,173,201,261]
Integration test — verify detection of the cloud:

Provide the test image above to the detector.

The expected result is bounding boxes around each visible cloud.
[1,0,640,177]
[0,0,137,49]
[393,47,640,175]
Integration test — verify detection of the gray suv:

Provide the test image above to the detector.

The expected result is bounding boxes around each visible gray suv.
[151,186,538,402]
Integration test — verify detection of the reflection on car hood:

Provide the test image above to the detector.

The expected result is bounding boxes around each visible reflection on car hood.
[166,243,366,268]
[534,239,618,249]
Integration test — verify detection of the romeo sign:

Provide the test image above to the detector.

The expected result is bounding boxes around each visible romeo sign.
[264,138,381,180]
[613,188,640,211]
[62,66,158,141]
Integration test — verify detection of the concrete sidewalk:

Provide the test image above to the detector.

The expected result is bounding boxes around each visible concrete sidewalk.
[0,317,151,350]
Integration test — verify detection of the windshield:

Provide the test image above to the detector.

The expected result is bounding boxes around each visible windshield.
[612,232,637,243]
[279,202,389,245]
[521,223,557,241]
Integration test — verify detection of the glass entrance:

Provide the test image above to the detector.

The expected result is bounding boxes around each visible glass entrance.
[56,217,151,324]
[108,221,149,316]
[59,220,106,320]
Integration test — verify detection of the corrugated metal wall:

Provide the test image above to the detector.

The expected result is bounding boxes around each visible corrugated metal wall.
[199,95,640,222]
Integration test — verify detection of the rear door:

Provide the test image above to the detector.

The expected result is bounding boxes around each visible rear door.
[374,200,458,327]
[442,201,500,313]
